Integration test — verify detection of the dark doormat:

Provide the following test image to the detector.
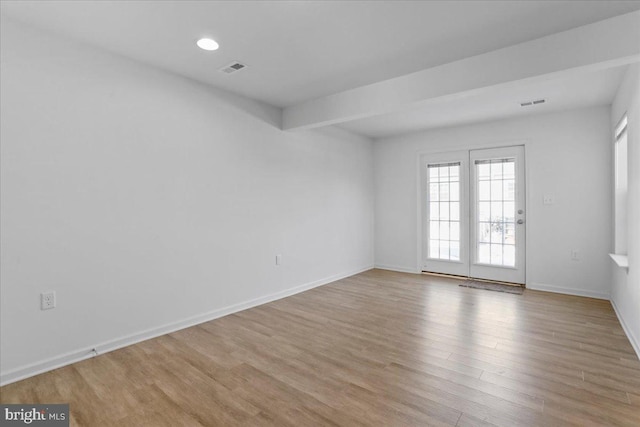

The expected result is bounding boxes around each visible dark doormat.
[459,279,524,295]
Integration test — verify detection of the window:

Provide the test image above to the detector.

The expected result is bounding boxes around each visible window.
[427,163,461,261]
[614,114,628,254]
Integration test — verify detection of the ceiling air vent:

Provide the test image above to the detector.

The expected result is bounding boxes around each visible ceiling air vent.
[219,61,248,74]
[520,98,546,107]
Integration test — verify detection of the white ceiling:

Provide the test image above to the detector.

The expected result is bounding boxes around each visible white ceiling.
[1,1,638,139]
[339,66,628,139]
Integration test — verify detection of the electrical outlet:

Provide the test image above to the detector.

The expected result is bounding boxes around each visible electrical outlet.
[543,194,554,205]
[41,291,56,310]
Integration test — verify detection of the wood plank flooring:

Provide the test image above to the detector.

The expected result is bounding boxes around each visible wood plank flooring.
[2,269,640,426]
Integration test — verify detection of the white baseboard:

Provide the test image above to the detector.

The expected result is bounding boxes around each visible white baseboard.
[610,298,640,360]
[0,265,373,386]
[527,282,610,300]
[374,264,421,274]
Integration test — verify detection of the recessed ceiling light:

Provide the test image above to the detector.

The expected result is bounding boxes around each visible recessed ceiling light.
[197,38,219,51]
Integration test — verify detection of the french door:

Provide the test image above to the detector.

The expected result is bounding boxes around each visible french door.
[422,146,526,284]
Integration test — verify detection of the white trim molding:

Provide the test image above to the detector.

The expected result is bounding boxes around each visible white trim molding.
[374,264,422,274]
[611,299,640,360]
[527,282,610,300]
[0,265,373,386]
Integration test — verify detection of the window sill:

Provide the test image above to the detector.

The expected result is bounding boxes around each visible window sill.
[609,253,629,271]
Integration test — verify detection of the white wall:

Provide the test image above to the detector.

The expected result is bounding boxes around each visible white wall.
[0,19,374,383]
[374,106,613,298]
[611,64,640,357]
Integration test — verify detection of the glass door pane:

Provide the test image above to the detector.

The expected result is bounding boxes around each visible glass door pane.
[475,159,516,267]
[427,163,461,261]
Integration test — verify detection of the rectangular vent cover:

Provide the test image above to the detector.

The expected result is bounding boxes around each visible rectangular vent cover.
[219,61,248,74]
[520,98,546,107]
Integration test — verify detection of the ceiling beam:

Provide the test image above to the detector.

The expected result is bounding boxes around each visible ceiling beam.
[283,11,640,131]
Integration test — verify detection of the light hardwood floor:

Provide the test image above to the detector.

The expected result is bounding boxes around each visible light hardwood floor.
[2,269,640,426]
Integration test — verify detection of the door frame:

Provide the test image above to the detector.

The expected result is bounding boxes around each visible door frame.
[416,139,530,285]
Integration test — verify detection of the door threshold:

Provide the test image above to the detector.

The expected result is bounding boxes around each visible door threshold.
[422,271,524,288]
[422,271,469,280]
